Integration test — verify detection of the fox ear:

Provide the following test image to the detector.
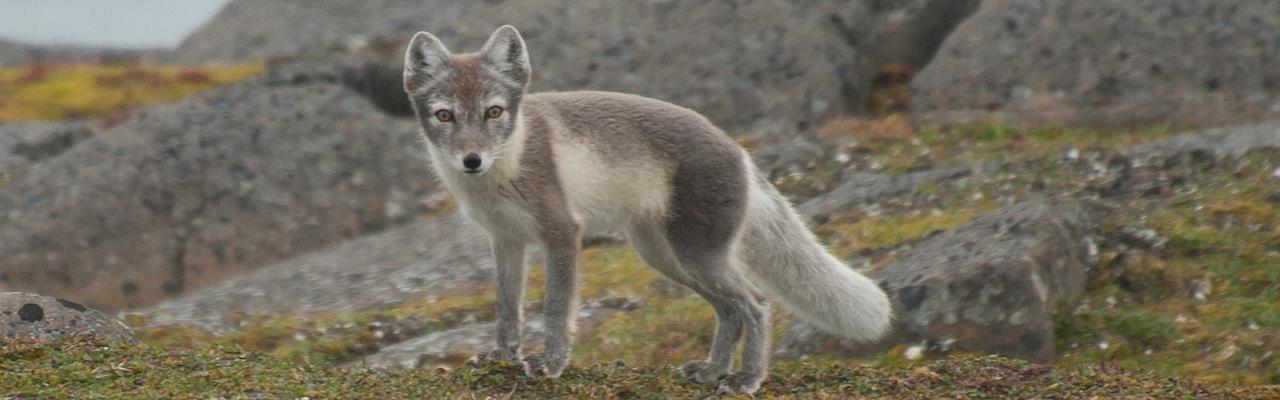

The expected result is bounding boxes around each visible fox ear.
[480,25,531,87]
[403,31,451,91]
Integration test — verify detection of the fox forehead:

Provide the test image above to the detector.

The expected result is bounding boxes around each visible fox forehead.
[414,55,517,112]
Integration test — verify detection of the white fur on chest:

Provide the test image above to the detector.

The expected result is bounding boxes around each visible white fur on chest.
[429,146,539,241]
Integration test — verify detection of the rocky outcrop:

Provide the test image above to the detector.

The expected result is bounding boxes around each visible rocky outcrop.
[358,297,638,369]
[0,76,437,311]
[1,292,137,342]
[1123,123,1280,163]
[797,166,973,219]
[0,39,26,66]
[776,197,1095,362]
[0,121,96,182]
[1098,123,1280,198]
[0,39,144,66]
[138,212,492,332]
[912,0,1280,127]
[175,0,978,138]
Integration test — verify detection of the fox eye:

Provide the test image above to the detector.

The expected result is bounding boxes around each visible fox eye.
[485,106,503,119]
[434,109,453,123]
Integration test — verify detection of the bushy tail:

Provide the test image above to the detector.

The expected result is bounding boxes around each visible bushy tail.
[737,164,892,341]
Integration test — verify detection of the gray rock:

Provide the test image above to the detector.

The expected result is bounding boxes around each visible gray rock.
[137,212,492,332]
[175,0,976,138]
[776,196,1095,362]
[1099,123,1280,197]
[0,77,436,312]
[750,137,825,172]
[0,39,27,66]
[357,298,635,369]
[912,0,1280,127]
[0,39,145,66]
[797,166,972,218]
[0,292,137,342]
[1123,123,1280,164]
[0,121,96,180]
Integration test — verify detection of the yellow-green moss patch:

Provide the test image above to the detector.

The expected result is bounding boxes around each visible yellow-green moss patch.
[0,62,263,121]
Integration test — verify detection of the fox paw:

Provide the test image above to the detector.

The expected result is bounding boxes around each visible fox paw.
[465,347,520,367]
[716,370,764,395]
[675,360,727,385]
[483,347,520,362]
[522,352,567,378]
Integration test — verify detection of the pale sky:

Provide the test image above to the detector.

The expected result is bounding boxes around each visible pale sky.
[0,0,232,49]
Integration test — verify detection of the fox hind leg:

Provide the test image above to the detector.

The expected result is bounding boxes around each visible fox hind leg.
[628,222,742,385]
[659,152,767,394]
[669,248,770,394]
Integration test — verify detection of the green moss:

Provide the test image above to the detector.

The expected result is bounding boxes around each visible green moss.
[1108,310,1177,348]
[1054,148,1280,384]
[576,245,663,298]
[818,204,993,259]
[576,295,717,366]
[5,337,1268,399]
[0,63,263,121]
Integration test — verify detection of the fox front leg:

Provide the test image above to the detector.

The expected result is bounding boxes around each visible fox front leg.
[487,236,527,362]
[523,218,582,378]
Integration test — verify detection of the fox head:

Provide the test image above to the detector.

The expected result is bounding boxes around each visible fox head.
[403,26,531,175]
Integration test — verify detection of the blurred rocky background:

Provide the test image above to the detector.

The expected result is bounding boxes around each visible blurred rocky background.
[2,0,1278,396]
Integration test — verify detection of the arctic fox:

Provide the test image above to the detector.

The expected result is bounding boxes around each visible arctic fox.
[402,25,891,394]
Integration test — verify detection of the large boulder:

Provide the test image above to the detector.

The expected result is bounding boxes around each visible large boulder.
[175,0,978,138]
[1,292,137,342]
[776,196,1095,362]
[912,0,1280,127]
[138,212,492,332]
[0,76,436,311]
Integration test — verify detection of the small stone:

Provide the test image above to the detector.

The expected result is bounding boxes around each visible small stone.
[834,152,851,164]
[1265,192,1280,205]
[904,343,926,360]
[1063,146,1080,161]
[936,337,957,352]
[1188,278,1212,302]
[1084,237,1099,265]
[1217,343,1239,361]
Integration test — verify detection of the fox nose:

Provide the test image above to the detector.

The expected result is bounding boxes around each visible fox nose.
[462,153,482,171]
